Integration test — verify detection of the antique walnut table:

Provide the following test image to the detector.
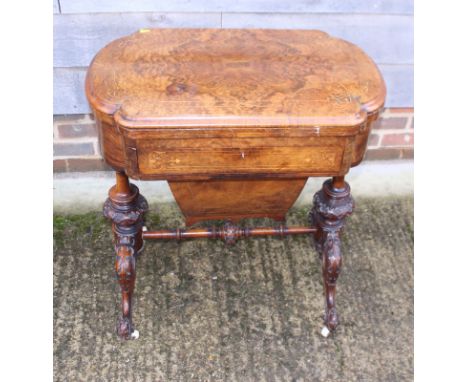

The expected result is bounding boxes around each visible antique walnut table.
[85,29,386,340]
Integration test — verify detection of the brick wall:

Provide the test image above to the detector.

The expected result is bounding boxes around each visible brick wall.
[53,108,414,173]
[53,114,110,172]
[366,108,414,160]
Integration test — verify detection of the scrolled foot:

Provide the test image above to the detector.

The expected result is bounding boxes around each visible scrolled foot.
[324,306,339,331]
[117,317,139,340]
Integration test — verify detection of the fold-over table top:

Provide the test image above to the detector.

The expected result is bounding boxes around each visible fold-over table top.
[86,29,385,130]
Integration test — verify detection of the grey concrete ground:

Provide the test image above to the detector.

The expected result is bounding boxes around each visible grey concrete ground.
[53,160,413,213]
[53,195,413,381]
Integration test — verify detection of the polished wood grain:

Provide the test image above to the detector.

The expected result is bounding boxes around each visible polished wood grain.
[86,28,385,128]
[87,29,386,339]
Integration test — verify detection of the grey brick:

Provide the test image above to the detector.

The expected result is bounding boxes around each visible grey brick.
[57,123,97,139]
[54,143,95,157]
[54,68,90,114]
[59,0,413,14]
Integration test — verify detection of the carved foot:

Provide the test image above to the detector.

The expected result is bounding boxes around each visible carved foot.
[310,178,353,334]
[104,173,148,340]
[117,317,139,340]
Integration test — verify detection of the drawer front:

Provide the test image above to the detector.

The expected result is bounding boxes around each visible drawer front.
[131,136,349,178]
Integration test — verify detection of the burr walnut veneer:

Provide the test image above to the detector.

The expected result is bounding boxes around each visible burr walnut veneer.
[86,29,385,340]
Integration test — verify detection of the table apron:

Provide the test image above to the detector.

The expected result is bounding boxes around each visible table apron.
[122,135,354,180]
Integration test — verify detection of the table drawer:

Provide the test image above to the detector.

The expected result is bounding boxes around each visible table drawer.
[131,137,350,178]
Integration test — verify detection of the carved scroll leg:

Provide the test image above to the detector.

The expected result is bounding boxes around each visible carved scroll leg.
[103,172,148,340]
[115,243,137,339]
[321,231,342,333]
[310,176,354,336]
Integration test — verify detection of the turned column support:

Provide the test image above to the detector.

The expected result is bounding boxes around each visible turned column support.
[103,171,148,340]
[309,176,354,334]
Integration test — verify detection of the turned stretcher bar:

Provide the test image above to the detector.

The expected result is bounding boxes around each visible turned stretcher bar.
[142,224,317,244]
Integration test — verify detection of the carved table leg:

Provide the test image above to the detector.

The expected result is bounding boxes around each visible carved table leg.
[103,172,148,340]
[309,176,354,335]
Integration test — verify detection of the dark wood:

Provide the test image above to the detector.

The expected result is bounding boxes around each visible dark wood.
[309,179,354,331]
[103,172,148,339]
[142,223,316,244]
[86,28,386,339]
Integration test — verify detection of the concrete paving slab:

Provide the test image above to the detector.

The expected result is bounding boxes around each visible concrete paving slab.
[53,196,414,381]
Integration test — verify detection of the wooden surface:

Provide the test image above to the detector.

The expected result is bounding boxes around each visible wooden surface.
[86,29,385,128]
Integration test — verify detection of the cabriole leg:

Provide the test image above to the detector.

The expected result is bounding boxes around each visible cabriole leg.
[309,176,354,335]
[103,172,148,340]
